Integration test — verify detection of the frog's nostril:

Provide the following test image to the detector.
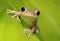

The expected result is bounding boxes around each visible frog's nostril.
[21,7,25,12]
[36,11,40,16]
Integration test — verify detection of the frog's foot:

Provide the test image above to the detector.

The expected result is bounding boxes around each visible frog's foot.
[12,14,17,18]
[7,9,11,13]
[28,32,32,38]
[24,29,31,34]
[7,9,20,21]
[7,9,18,17]
[7,9,17,14]
[12,15,20,22]
[24,29,32,38]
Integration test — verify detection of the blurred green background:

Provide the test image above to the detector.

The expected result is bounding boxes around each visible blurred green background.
[0,0,60,41]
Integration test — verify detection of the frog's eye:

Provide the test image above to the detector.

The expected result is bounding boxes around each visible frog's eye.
[35,10,40,16]
[21,7,25,12]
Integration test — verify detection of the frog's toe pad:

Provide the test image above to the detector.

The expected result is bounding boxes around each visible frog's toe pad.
[12,16,15,18]
[7,9,11,13]
[7,11,10,13]
[24,29,31,34]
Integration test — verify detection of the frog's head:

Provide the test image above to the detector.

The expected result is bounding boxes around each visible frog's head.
[20,7,40,18]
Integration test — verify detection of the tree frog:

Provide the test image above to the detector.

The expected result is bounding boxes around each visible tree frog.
[7,7,40,38]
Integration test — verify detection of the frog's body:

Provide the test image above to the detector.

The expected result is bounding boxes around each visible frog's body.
[7,7,40,38]
[20,15,36,28]
[20,9,38,29]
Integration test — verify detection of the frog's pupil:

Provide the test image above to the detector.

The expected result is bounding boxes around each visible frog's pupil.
[21,7,25,12]
[36,11,40,16]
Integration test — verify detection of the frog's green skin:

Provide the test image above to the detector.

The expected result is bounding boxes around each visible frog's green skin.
[7,7,40,38]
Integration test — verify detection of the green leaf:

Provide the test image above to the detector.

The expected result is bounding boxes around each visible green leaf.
[0,0,60,41]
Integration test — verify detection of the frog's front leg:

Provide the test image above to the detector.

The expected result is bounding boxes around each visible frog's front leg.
[28,26,39,38]
[24,27,38,38]
[28,27,35,38]
[7,9,21,21]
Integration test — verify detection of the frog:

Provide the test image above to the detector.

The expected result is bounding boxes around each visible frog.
[7,7,40,38]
